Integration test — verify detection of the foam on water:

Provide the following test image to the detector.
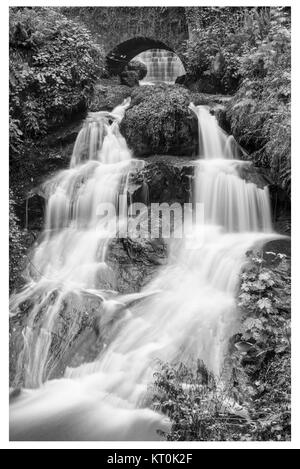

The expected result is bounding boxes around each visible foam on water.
[10,102,278,441]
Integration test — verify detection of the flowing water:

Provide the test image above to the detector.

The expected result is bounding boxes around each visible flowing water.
[10,101,276,441]
[134,49,185,85]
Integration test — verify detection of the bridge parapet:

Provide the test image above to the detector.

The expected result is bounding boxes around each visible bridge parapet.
[62,6,189,74]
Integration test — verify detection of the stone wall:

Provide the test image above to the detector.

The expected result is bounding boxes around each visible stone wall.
[62,7,188,55]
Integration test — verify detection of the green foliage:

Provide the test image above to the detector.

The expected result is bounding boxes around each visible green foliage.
[9,7,106,291]
[230,251,291,441]
[9,117,23,160]
[182,7,248,93]
[238,252,291,329]
[236,251,291,363]
[226,8,291,194]
[152,251,291,441]
[183,7,290,119]
[127,60,147,81]
[152,360,255,441]
[9,7,105,140]
[9,191,26,292]
[183,6,291,192]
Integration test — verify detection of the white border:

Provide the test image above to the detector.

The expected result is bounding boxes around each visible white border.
[1,0,298,449]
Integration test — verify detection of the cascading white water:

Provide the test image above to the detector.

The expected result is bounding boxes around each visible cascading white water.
[10,98,138,389]
[189,105,272,232]
[10,102,277,441]
[134,49,185,85]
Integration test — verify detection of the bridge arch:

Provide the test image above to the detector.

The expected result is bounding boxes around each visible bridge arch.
[107,37,179,75]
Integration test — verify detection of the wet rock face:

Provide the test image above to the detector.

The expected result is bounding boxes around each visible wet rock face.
[107,236,167,294]
[9,293,105,387]
[89,80,133,112]
[119,60,148,87]
[120,85,199,157]
[120,69,140,87]
[129,155,197,205]
[9,234,168,387]
[237,165,290,235]
[237,163,269,190]
[127,60,147,80]
[12,118,83,232]
[268,184,291,235]
[176,73,230,95]
[129,154,291,236]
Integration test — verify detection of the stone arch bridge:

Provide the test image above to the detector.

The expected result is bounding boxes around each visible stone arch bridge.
[63,7,189,74]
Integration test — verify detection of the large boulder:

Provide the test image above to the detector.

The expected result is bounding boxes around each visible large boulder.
[120,69,140,87]
[127,60,147,80]
[120,85,199,157]
[9,292,105,386]
[128,155,197,205]
[9,234,168,387]
[107,236,167,294]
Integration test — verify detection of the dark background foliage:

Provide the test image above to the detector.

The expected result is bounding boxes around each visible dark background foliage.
[9,7,105,289]
[9,7,105,184]
[181,7,290,194]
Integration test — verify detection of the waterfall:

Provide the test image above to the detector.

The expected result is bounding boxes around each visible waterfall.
[189,104,272,232]
[134,49,185,85]
[10,103,278,441]
[10,98,136,388]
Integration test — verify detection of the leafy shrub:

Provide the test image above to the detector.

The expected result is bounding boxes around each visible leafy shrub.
[183,7,291,193]
[152,251,291,441]
[9,7,105,139]
[184,7,291,193]
[9,191,26,292]
[9,7,106,290]
[182,3,290,137]
[152,360,254,441]
[226,8,291,194]
[182,8,248,93]
[9,117,24,161]
[230,251,291,440]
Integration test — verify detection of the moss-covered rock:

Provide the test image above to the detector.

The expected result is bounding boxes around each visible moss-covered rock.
[120,69,139,87]
[120,84,199,157]
[128,60,147,80]
[89,79,133,112]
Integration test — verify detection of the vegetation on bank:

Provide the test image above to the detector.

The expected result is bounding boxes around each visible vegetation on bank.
[226,9,291,195]
[152,251,291,441]
[9,7,105,288]
[182,7,290,194]
[9,7,104,138]
[9,191,26,292]
[9,6,105,189]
